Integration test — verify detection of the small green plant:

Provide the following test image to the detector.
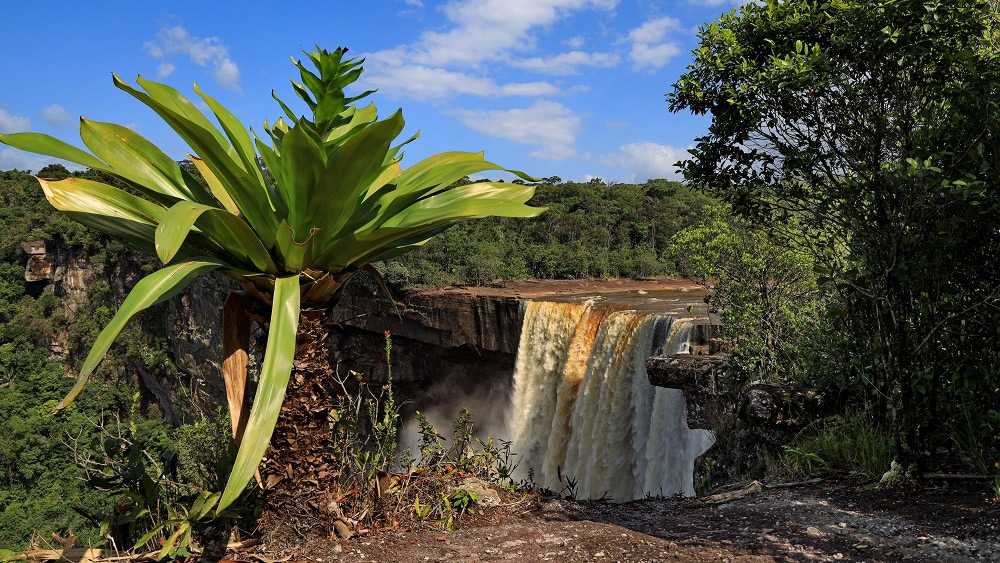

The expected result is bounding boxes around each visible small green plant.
[476,437,523,491]
[412,494,433,520]
[327,331,408,527]
[769,410,892,481]
[556,466,579,499]
[67,402,256,560]
[780,446,829,476]
[448,489,479,517]
[415,410,445,467]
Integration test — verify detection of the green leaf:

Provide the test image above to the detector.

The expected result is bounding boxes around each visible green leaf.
[193,84,272,201]
[277,123,326,231]
[79,118,212,203]
[156,200,278,274]
[0,131,107,171]
[188,155,241,215]
[384,182,542,228]
[55,260,224,411]
[188,490,221,520]
[306,110,405,247]
[217,275,300,513]
[113,75,280,248]
[364,151,537,230]
[132,521,170,551]
[37,177,165,253]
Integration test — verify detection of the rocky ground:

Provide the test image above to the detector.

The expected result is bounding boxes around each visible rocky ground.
[241,478,999,562]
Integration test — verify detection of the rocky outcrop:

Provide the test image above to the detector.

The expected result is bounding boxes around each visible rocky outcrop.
[646,352,833,492]
[22,239,96,320]
[323,284,523,420]
[329,285,523,356]
[647,354,728,393]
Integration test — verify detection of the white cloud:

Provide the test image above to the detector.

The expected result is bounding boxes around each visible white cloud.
[450,100,580,160]
[0,108,29,133]
[510,51,619,75]
[498,81,564,96]
[213,59,240,90]
[363,63,497,101]
[0,148,45,171]
[627,16,681,71]
[364,56,566,101]
[363,0,617,99]
[41,104,71,126]
[143,26,241,90]
[401,0,425,6]
[566,35,585,49]
[416,0,617,67]
[157,62,176,79]
[599,141,688,180]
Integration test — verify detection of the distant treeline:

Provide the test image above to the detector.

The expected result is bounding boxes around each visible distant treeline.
[378,176,717,288]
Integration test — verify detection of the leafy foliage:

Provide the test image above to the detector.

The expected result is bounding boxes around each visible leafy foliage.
[668,204,839,383]
[670,0,1000,460]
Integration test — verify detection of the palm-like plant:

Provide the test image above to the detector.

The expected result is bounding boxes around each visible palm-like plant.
[0,47,544,512]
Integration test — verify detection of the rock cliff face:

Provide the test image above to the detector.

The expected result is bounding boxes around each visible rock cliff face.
[324,285,524,421]
[20,238,236,416]
[164,272,238,401]
[22,240,97,325]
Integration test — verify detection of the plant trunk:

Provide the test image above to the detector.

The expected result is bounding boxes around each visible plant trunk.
[256,310,344,542]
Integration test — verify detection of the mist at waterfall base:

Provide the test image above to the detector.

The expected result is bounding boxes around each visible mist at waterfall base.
[399,299,715,501]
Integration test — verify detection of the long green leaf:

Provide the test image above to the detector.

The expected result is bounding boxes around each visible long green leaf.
[306,110,404,251]
[277,123,325,232]
[384,182,541,228]
[113,75,280,248]
[79,119,211,203]
[188,155,240,214]
[55,260,223,410]
[217,274,300,513]
[193,84,273,201]
[0,132,107,171]
[38,177,165,253]
[360,152,532,231]
[156,201,278,274]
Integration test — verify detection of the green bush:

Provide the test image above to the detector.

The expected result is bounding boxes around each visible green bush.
[770,410,893,481]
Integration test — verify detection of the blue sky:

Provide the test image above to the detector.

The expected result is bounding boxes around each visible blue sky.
[0,0,747,183]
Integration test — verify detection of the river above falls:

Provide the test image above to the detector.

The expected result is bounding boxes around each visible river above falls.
[412,277,718,320]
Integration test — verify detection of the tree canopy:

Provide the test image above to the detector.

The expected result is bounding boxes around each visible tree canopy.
[670,0,1000,457]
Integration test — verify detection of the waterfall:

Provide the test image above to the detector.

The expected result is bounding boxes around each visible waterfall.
[507,300,715,500]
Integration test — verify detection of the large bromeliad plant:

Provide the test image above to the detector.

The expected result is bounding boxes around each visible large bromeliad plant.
[0,47,544,513]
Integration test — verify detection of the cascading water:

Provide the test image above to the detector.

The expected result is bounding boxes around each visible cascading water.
[507,300,715,500]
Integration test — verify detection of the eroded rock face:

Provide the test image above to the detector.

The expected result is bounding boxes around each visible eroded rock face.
[22,240,97,319]
[164,271,238,401]
[325,285,523,424]
[647,354,728,393]
[645,353,833,492]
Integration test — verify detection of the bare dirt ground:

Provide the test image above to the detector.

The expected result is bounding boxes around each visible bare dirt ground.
[247,478,999,562]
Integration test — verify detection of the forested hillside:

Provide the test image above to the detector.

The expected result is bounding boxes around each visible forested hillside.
[380,177,716,287]
[0,166,229,550]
